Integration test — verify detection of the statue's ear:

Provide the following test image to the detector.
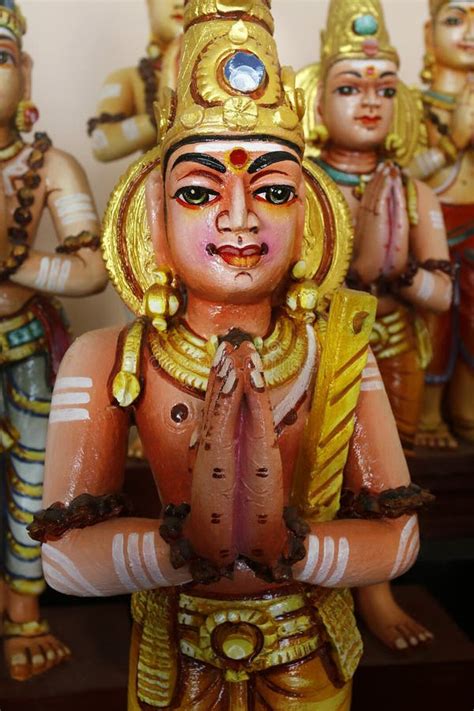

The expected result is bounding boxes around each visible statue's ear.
[424,19,434,53]
[145,168,175,269]
[316,81,324,122]
[20,51,33,101]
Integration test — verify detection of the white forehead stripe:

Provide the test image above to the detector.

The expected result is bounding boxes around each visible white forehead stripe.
[192,141,300,155]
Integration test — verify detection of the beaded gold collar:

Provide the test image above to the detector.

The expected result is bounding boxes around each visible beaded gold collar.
[149,312,309,393]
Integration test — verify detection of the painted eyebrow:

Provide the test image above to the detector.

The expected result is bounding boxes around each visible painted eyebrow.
[171,153,227,174]
[379,72,397,79]
[248,152,300,175]
[336,71,363,78]
[448,5,467,12]
[177,169,224,186]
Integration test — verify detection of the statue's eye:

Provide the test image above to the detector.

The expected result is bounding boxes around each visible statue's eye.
[336,86,359,96]
[174,186,220,207]
[379,87,397,98]
[254,185,296,205]
[0,50,15,66]
[444,15,462,26]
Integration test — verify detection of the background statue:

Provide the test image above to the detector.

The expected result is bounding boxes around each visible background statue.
[297,0,452,652]
[33,1,431,708]
[410,0,474,448]
[88,0,183,162]
[0,0,107,681]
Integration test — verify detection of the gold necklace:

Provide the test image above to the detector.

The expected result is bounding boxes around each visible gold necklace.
[0,138,25,163]
[149,312,309,393]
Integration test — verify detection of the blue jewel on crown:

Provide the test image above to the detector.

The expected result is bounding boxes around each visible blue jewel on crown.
[353,14,379,36]
[223,51,266,94]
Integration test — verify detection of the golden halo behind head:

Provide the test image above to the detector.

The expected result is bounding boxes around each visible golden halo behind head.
[102,148,353,317]
[296,63,426,168]
[320,0,399,78]
[157,0,306,163]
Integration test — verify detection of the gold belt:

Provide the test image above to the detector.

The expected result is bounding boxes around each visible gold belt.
[370,307,416,360]
[177,590,321,682]
[131,586,362,708]
[0,309,45,365]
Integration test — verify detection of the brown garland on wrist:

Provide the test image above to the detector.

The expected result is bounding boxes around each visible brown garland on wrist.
[243,507,310,584]
[393,256,420,289]
[420,259,457,281]
[87,112,127,136]
[338,484,434,521]
[1,132,52,282]
[56,231,101,254]
[28,492,130,543]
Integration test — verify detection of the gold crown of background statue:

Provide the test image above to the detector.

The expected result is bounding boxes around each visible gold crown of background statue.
[0,0,26,42]
[156,0,306,162]
[320,0,398,77]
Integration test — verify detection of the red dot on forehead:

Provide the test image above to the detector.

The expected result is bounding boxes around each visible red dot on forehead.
[230,148,248,168]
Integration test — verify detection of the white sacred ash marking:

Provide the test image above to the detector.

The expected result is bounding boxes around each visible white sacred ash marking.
[43,543,101,595]
[416,271,435,303]
[429,210,444,230]
[2,147,33,196]
[122,118,140,141]
[390,516,417,578]
[91,129,108,149]
[299,534,320,582]
[100,83,122,100]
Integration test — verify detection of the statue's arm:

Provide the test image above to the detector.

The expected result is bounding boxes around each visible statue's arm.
[38,328,190,597]
[88,68,156,162]
[10,148,108,296]
[296,354,420,588]
[397,179,453,313]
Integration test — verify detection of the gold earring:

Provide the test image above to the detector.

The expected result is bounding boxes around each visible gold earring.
[15,100,39,133]
[308,124,329,149]
[420,52,435,84]
[285,260,319,323]
[143,266,182,332]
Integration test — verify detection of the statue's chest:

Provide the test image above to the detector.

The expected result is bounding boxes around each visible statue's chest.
[134,362,310,506]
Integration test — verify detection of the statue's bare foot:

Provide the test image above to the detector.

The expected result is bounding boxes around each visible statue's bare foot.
[452,418,474,444]
[356,583,434,651]
[4,632,71,681]
[415,422,458,450]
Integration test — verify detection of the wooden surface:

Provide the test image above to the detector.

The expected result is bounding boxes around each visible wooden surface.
[0,586,473,711]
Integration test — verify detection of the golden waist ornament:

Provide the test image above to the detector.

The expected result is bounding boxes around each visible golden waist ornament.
[131,585,362,707]
[370,306,432,368]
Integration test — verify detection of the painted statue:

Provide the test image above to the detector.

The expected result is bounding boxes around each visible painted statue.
[410,0,474,448]
[31,2,431,709]
[0,0,107,681]
[88,0,183,162]
[297,0,452,652]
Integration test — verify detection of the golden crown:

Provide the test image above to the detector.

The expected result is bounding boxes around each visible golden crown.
[0,1,26,42]
[320,0,398,77]
[156,0,306,161]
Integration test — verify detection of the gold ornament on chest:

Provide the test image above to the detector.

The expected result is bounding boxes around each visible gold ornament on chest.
[148,313,309,394]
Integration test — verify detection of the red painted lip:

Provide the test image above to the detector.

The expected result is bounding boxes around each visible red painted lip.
[356,115,382,126]
[215,244,266,268]
[458,42,474,52]
[172,13,184,20]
